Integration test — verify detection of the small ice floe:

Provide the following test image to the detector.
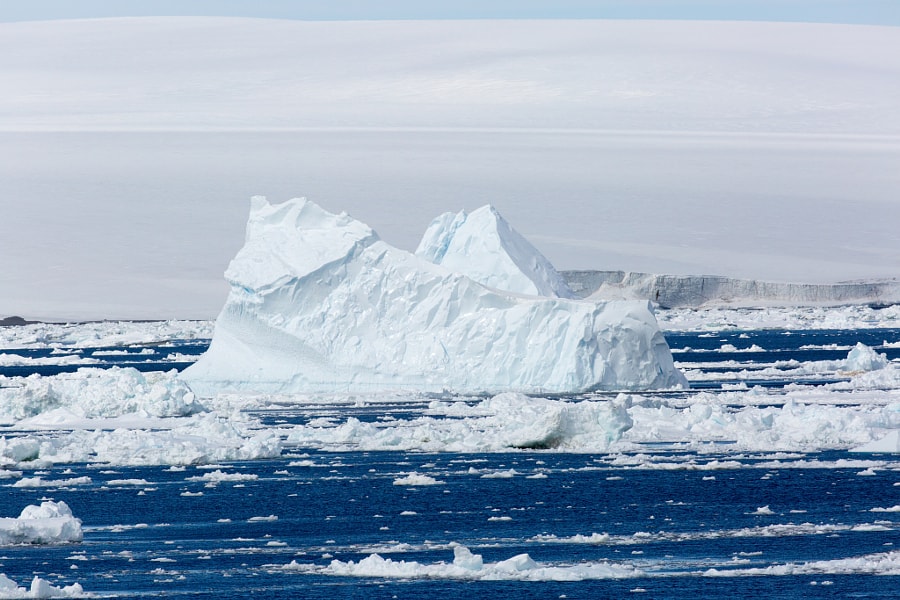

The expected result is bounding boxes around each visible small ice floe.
[12,476,92,488]
[703,549,900,577]
[106,478,151,486]
[0,501,83,545]
[750,506,775,516]
[843,343,890,373]
[393,473,444,486]
[248,515,278,522]
[280,543,642,581]
[481,469,519,479]
[186,470,259,483]
[0,573,85,598]
[870,505,900,513]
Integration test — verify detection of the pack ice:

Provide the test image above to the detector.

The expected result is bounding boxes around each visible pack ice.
[183,198,685,395]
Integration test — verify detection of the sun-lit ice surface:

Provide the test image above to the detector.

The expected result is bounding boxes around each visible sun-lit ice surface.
[0,501,82,546]
[282,543,642,581]
[183,197,685,395]
[0,367,201,425]
[0,574,85,599]
[416,205,573,298]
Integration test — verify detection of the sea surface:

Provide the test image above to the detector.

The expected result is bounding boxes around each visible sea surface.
[2,328,899,598]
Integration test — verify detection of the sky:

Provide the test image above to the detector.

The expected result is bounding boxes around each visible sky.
[0,0,898,26]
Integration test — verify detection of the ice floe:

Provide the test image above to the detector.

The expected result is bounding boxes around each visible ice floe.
[0,501,82,545]
[281,543,642,581]
[0,574,85,598]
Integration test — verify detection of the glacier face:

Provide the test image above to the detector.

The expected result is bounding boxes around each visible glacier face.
[183,198,685,395]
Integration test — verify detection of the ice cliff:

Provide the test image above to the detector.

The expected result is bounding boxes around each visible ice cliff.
[183,198,685,395]
[565,271,900,308]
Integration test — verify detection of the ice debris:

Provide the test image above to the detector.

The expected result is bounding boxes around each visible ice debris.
[184,197,685,394]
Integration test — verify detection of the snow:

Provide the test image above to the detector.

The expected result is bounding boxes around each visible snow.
[416,205,573,298]
[2,18,900,320]
[183,197,685,395]
[0,501,82,546]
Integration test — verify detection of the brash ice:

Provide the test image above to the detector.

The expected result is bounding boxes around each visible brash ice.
[183,197,686,394]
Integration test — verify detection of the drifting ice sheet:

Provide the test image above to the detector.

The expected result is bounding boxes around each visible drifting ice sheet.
[184,198,685,394]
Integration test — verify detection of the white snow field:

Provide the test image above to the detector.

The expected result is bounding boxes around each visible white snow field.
[182,197,685,394]
[1,18,899,320]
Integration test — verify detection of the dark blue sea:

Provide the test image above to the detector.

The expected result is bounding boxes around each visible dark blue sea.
[1,327,899,598]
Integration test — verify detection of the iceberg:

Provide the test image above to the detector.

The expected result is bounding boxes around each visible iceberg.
[183,197,685,395]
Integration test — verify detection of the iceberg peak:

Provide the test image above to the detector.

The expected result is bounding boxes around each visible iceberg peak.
[416,204,574,298]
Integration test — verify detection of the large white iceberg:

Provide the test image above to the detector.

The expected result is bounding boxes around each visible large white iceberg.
[183,197,685,395]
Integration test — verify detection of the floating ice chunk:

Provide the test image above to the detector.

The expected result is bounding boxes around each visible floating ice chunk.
[186,470,259,483]
[703,550,900,577]
[311,544,640,580]
[452,544,484,570]
[0,367,203,425]
[750,506,775,515]
[416,205,573,298]
[393,473,444,486]
[184,198,685,395]
[0,501,83,546]
[13,477,92,488]
[0,573,85,598]
[1,412,281,467]
[843,343,889,373]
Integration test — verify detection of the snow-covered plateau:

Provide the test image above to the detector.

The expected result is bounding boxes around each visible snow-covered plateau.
[182,197,685,395]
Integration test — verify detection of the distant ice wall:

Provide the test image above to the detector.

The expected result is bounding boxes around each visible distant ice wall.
[565,271,900,308]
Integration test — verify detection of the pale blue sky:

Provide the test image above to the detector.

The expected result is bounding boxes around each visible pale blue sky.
[1,0,898,25]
